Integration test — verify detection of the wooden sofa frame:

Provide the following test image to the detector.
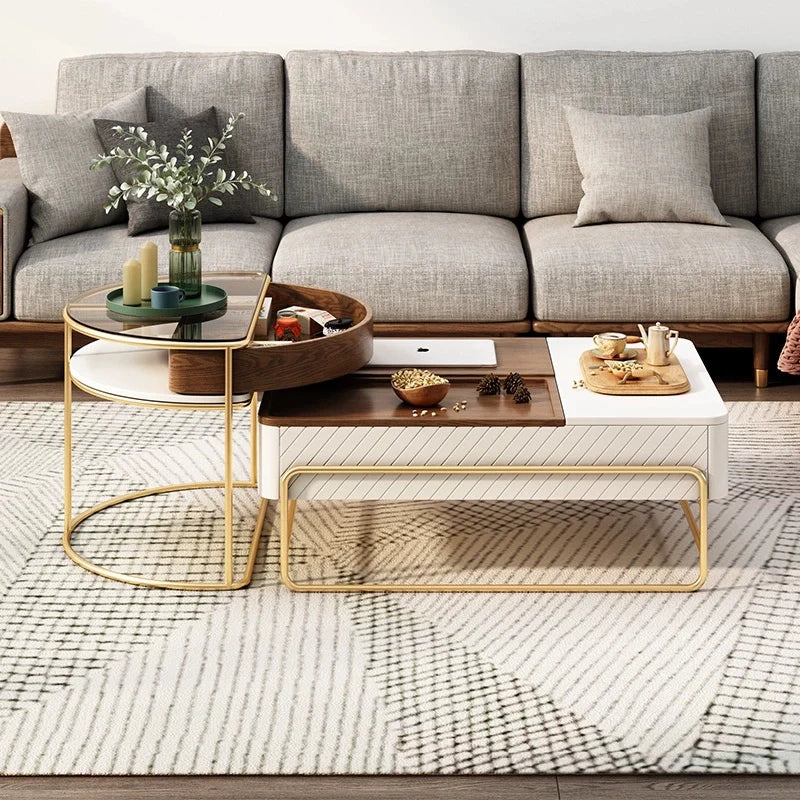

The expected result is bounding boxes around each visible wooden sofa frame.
[0,125,786,387]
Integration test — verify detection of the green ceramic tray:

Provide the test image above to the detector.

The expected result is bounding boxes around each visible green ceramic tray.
[105,283,227,318]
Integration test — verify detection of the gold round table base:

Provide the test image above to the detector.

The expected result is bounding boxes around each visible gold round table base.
[64,483,269,591]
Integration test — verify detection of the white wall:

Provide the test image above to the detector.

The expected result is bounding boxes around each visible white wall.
[2,0,800,116]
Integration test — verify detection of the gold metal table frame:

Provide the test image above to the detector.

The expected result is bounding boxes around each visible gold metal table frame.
[62,275,271,591]
[279,464,709,593]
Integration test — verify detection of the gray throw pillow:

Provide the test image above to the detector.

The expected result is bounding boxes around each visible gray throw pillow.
[94,107,255,235]
[2,88,147,243]
[564,106,729,227]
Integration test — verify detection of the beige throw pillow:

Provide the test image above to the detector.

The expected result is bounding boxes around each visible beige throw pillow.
[564,106,728,227]
[3,88,147,243]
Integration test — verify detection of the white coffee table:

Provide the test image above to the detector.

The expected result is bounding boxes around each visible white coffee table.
[258,337,727,593]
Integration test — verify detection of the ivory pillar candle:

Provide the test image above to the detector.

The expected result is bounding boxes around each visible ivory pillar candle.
[122,258,142,306]
[139,241,158,301]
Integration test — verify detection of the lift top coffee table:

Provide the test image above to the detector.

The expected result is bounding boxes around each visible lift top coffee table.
[258,337,728,593]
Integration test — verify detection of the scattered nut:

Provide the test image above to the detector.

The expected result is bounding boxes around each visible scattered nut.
[431,411,437,417]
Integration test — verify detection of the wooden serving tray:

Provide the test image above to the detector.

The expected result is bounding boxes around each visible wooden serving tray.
[579,348,690,395]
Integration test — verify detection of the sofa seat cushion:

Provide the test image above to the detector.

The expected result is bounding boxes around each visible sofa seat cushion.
[13,218,281,322]
[272,212,529,322]
[524,215,790,322]
[761,215,800,311]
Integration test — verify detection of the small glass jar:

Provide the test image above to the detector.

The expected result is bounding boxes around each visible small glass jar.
[274,310,302,342]
[168,208,202,298]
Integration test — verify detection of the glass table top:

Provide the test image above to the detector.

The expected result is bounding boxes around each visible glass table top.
[65,272,269,347]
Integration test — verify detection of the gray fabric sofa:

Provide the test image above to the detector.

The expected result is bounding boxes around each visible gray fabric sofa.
[0,49,796,384]
[758,52,800,316]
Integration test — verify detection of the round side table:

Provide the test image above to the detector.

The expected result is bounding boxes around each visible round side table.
[63,271,271,591]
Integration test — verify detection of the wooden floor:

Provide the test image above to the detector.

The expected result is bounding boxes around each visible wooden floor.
[1,345,798,799]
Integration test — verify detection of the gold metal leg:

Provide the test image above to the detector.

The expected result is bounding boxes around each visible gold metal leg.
[250,392,259,485]
[280,465,709,593]
[680,499,701,550]
[64,492,269,590]
[64,324,72,538]
[223,347,234,585]
[63,334,268,591]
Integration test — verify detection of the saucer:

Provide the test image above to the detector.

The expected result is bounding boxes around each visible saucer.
[591,348,639,360]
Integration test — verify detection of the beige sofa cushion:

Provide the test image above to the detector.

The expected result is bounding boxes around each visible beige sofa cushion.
[524,214,789,322]
[761,215,800,312]
[272,212,529,322]
[13,219,281,321]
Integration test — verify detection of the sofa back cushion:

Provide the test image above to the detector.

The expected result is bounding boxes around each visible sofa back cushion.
[757,52,800,219]
[284,50,520,218]
[520,50,756,219]
[56,52,284,217]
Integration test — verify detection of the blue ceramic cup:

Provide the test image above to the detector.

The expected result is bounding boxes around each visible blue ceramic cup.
[150,285,186,309]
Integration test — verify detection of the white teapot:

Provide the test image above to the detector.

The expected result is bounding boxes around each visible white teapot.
[637,322,679,366]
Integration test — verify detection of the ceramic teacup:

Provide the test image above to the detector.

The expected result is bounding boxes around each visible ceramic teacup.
[592,331,627,357]
[150,285,186,309]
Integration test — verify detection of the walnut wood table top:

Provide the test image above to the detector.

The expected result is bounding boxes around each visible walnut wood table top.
[259,338,565,427]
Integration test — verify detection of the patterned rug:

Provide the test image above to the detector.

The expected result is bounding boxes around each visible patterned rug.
[0,400,798,774]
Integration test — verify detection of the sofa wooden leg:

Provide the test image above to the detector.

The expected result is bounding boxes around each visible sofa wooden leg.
[753,333,770,388]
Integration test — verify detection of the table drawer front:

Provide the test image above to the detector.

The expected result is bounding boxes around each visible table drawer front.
[262,425,711,502]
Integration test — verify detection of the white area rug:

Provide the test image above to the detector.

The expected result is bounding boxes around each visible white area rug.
[0,400,798,774]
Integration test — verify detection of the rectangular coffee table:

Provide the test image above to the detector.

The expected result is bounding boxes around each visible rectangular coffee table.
[258,337,727,592]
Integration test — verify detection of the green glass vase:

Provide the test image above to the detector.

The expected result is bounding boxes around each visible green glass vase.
[168,209,202,298]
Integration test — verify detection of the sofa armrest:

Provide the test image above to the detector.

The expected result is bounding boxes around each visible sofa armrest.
[0,123,16,159]
[0,158,28,320]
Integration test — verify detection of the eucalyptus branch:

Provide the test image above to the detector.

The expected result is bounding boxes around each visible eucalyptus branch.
[90,113,276,214]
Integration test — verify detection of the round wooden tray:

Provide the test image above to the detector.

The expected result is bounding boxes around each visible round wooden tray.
[168,283,374,394]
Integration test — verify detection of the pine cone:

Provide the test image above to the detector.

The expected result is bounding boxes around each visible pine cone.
[503,372,524,394]
[513,386,532,404]
[476,373,501,395]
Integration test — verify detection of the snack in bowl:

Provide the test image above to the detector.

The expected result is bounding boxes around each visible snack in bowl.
[391,368,450,406]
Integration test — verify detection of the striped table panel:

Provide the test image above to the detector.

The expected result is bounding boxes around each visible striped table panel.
[260,425,713,502]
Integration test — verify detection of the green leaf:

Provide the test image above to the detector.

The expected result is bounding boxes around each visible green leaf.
[207,196,223,206]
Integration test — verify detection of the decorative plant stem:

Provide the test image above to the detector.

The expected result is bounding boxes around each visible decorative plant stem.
[90,112,276,215]
[91,112,275,296]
